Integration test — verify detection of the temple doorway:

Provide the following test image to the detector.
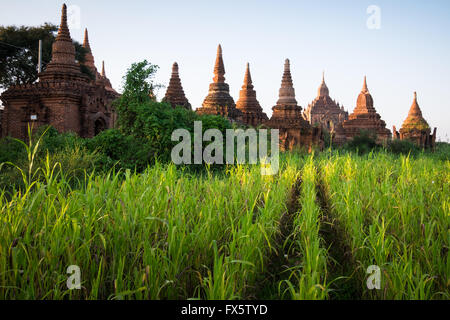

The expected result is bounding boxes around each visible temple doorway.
[94,118,106,136]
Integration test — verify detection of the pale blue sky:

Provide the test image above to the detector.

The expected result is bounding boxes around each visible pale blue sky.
[1,0,449,141]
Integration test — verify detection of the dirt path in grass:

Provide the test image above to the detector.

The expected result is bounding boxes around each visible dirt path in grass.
[315,169,363,300]
[253,175,303,299]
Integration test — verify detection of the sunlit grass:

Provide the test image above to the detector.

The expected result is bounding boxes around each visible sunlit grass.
[0,141,448,300]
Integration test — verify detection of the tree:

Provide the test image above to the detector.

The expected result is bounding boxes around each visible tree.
[114,60,161,135]
[0,23,91,89]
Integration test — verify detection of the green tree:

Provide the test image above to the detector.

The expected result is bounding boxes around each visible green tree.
[114,60,161,135]
[0,23,91,89]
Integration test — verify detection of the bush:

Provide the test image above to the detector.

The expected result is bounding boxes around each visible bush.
[433,142,450,161]
[386,139,421,156]
[0,137,25,163]
[343,130,380,155]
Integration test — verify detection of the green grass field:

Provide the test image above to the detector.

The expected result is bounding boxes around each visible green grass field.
[0,150,448,300]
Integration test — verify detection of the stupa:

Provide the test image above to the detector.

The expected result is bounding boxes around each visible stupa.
[393,92,436,148]
[235,63,268,127]
[196,45,242,122]
[265,59,322,151]
[336,76,391,144]
[162,62,191,109]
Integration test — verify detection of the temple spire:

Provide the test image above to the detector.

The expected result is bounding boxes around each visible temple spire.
[318,71,329,97]
[56,3,71,41]
[243,62,252,88]
[362,76,369,93]
[39,3,85,81]
[213,44,225,83]
[408,91,423,117]
[276,59,297,105]
[83,28,91,52]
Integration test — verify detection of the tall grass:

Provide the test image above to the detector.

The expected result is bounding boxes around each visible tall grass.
[280,156,329,300]
[320,152,449,299]
[0,144,448,300]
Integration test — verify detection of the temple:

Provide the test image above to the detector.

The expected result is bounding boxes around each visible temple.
[0,4,119,140]
[196,45,242,122]
[393,92,436,149]
[303,72,348,131]
[235,63,268,127]
[162,62,191,109]
[264,59,322,151]
[334,76,391,144]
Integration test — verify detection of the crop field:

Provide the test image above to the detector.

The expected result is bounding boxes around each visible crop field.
[0,152,448,300]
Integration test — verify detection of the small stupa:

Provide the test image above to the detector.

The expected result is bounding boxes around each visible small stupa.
[393,92,436,148]
[265,59,322,150]
[196,45,242,122]
[235,63,268,126]
[339,76,391,144]
[162,62,191,109]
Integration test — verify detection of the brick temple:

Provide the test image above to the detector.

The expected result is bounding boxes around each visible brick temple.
[393,92,436,149]
[0,4,119,140]
[196,45,242,122]
[334,77,391,144]
[264,59,322,151]
[303,72,348,131]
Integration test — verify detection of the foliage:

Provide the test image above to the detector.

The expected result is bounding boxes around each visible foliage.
[385,139,421,156]
[343,130,380,154]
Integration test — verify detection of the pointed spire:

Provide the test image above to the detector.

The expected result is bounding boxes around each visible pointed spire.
[362,75,369,93]
[408,92,423,117]
[243,62,252,88]
[80,28,97,75]
[172,61,179,74]
[39,3,85,81]
[56,3,71,41]
[83,28,91,52]
[276,59,298,106]
[213,44,225,83]
[318,70,329,97]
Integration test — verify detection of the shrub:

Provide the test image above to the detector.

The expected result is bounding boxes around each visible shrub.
[386,139,421,156]
[343,130,380,155]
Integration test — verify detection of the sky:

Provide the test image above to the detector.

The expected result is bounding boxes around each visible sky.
[1,0,449,141]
